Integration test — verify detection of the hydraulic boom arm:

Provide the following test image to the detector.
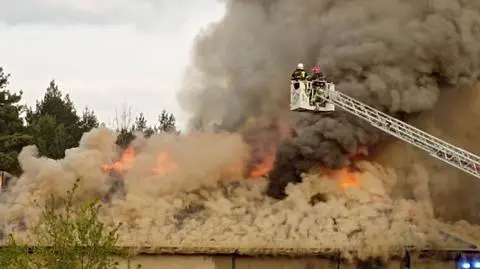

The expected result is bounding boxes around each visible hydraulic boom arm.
[319,87,480,179]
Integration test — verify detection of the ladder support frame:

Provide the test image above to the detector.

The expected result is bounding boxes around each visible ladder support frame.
[315,86,480,179]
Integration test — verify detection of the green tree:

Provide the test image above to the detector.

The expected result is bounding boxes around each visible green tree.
[78,107,99,135]
[25,80,99,158]
[115,128,135,149]
[157,109,178,134]
[26,80,79,131]
[0,178,141,269]
[133,113,147,132]
[29,115,69,159]
[113,106,179,147]
[134,113,155,138]
[143,127,156,138]
[0,67,33,174]
[113,104,135,149]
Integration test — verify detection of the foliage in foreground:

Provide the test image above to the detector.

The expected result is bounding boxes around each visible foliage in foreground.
[0,178,141,269]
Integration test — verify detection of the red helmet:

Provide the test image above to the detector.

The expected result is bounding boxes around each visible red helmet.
[312,66,321,73]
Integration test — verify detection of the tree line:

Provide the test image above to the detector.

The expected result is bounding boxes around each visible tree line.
[0,67,178,176]
[0,66,182,268]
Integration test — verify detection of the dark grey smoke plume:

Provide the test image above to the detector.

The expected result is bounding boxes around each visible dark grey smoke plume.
[267,112,380,198]
[178,0,480,198]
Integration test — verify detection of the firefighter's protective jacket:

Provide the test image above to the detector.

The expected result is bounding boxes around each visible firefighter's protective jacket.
[291,69,308,80]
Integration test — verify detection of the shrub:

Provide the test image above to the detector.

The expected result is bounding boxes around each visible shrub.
[0,178,141,269]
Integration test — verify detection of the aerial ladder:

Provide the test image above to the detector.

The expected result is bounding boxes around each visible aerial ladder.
[289,79,480,180]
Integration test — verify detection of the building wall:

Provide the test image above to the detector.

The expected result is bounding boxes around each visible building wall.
[118,255,216,269]
[118,254,455,269]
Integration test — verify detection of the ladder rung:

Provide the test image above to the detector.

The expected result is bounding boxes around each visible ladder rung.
[317,87,480,179]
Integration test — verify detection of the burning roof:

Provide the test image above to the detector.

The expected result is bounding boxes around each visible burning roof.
[0,125,478,261]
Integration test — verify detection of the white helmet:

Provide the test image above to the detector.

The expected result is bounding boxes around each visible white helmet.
[297,63,304,69]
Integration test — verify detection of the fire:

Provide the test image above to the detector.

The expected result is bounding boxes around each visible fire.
[101,147,178,175]
[325,146,366,188]
[322,167,360,189]
[241,122,291,178]
[249,152,275,177]
[336,168,360,188]
[153,152,178,175]
[101,147,135,173]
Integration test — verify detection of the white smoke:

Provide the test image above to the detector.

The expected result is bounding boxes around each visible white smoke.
[0,126,475,260]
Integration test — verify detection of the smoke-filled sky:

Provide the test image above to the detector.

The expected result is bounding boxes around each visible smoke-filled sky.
[181,0,480,126]
[1,0,480,261]
[180,0,480,125]
[0,0,225,130]
[178,0,480,198]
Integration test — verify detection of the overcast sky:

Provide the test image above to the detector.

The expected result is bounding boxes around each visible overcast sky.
[0,0,225,130]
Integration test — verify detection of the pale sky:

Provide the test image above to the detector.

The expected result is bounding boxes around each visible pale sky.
[0,0,225,130]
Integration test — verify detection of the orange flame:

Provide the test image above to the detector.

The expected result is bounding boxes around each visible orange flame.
[249,152,275,177]
[322,167,360,189]
[153,152,178,175]
[326,146,366,188]
[101,147,178,176]
[101,147,135,173]
[336,168,360,188]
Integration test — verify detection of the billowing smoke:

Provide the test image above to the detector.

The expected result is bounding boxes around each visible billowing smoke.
[0,126,474,260]
[1,0,480,262]
[178,0,480,198]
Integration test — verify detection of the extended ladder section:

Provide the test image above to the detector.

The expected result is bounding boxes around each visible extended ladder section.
[318,87,480,179]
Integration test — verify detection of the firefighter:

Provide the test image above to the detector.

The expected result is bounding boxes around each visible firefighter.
[290,63,309,81]
[309,65,325,81]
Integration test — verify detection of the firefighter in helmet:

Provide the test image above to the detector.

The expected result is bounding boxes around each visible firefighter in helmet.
[290,63,309,81]
[309,65,325,81]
